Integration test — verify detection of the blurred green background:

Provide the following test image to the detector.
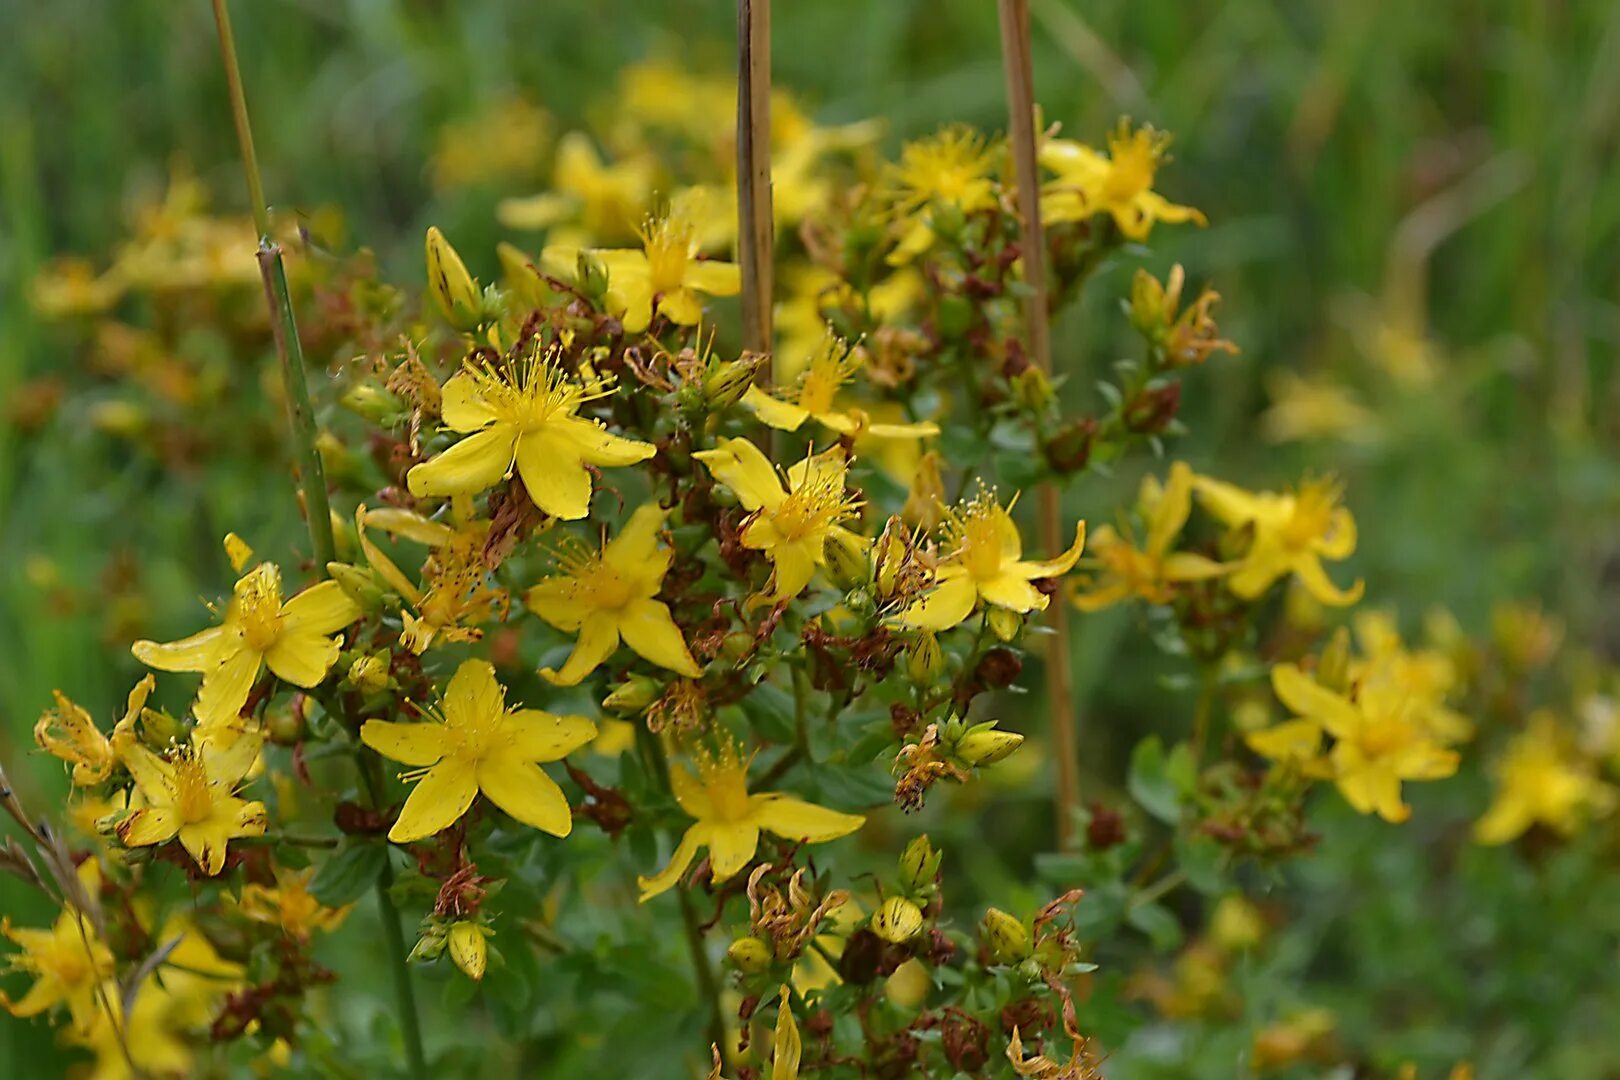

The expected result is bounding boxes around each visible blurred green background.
[2,1,1618,1076]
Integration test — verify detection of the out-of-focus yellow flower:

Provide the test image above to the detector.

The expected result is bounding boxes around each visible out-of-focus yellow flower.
[132,562,361,728]
[1208,895,1266,953]
[1260,371,1378,445]
[1350,611,1472,744]
[637,740,864,901]
[885,125,1001,263]
[406,349,655,517]
[1041,120,1205,241]
[432,97,551,192]
[742,336,938,441]
[1071,463,1225,610]
[114,726,267,875]
[1251,1008,1337,1072]
[0,866,114,1033]
[237,867,351,942]
[1257,663,1458,823]
[1474,711,1615,845]
[361,659,595,843]
[1491,600,1564,674]
[773,266,923,383]
[29,257,126,318]
[696,438,863,601]
[497,132,656,248]
[527,502,702,686]
[1194,474,1363,606]
[35,677,154,786]
[894,490,1085,632]
[544,209,741,333]
[355,501,507,655]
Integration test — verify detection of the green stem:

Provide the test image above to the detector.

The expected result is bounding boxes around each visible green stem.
[1190,665,1217,764]
[358,755,430,1080]
[638,727,729,1064]
[210,0,336,575]
[1128,868,1188,912]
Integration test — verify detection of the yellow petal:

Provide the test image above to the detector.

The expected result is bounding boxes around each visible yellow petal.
[706,821,760,882]
[659,287,704,326]
[604,502,668,570]
[362,507,457,548]
[694,437,785,512]
[389,762,479,843]
[1012,520,1087,580]
[200,729,263,786]
[686,260,742,296]
[1474,795,1533,846]
[1162,552,1228,582]
[131,626,226,673]
[193,646,263,727]
[442,659,506,731]
[771,986,802,1080]
[1293,555,1364,608]
[1193,475,1265,526]
[406,426,518,498]
[438,371,499,433]
[280,580,363,635]
[118,806,179,848]
[555,416,658,468]
[1147,463,1195,557]
[496,192,576,231]
[540,611,621,686]
[264,629,340,688]
[1270,664,1361,738]
[1315,507,1357,560]
[360,720,448,767]
[978,574,1048,614]
[618,598,702,677]
[742,386,811,432]
[768,538,821,600]
[669,764,713,819]
[500,710,598,762]
[893,572,977,631]
[1334,760,1409,823]
[477,758,572,836]
[637,823,709,902]
[526,577,592,631]
[1244,719,1323,762]
[515,430,593,520]
[1070,579,1133,612]
[751,795,865,843]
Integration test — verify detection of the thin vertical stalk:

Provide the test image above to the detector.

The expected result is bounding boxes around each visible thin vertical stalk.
[210,5,419,1077]
[210,0,335,575]
[736,0,774,360]
[998,0,1081,849]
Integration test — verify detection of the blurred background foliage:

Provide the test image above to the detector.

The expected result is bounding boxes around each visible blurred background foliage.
[2,1,1618,1076]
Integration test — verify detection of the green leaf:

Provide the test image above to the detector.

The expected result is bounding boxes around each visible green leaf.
[1127,736,1182,824]
[309,841,386,907]
[1126,901,1184,950]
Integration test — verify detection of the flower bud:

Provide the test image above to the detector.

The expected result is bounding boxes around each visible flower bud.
[955,722,1024,768]
[576,250,610,304]
[265,703,305,747]
[980,907,1031,963]
[1009,367,1055,412]
[822,529,871,592]
[424,226,482,331]
[407,925,447,963]
[326,562,390,613]
[1209,895,1265,953]
[346,653,392,695]
[873,520,908,600]
[1123,380,1182,434]
[447,921,489,981]
[1043,417,1097,475]
[902,453,946,531]
[137,709,186,751]
[897,834,941,892]
[905,633,945,686]
[872,896,925,944]
[987,607,1023,642]
[340,383,405,426]
[703,354,767,411]
[603,674,661,714]
[726,935,772,974]
[1129,266,1171,337]
[1315,627,1351,694]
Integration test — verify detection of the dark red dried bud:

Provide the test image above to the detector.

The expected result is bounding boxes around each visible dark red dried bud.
[941,1008,990,1072]
[1123,380,1182,434]
[973,647,1023,690]
[1043,416,1098,473]
[1086,802,1127,851]
[839,928,885,985]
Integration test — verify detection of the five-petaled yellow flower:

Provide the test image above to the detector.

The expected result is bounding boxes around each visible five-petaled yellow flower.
[1350,611,1472,745]
[1474,711,1615,845]
[1254,663,1458,823]
[237,866,353,942]
[1071,462,1225,611]
[407,350,656,519]
[545,208,741,333]
[695,437,864,601]
[115,727,268,875]
[1194,474,1363,606]
[361,659,596,843]
[742,336,939,442]
[886,125,1001,262]
[132,562,360,728]
[496,131,656,248]
[0,864,114,1033]
[895,490,1086,631]
[528,502,702,686]
[638,741,865,901]
[1040,120,1206,241]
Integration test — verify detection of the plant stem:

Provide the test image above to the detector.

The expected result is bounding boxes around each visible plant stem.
[998,0,1081,850]
[735,0,774,358]
[1190,665,1217,764]
[638,727,729,1065]
[210,0,336,575]
[357,755,430,1080]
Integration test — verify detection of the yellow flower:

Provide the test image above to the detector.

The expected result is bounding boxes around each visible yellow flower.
[1260,371,1378,445]
[886,126,1001,262]
[1349,610,1472,744]
[431,96,551,192]
[1040,120,1206,241]
[0,869,115,1033]
[1260,663,1458,823]
[132,562,361,728]
[114,726,268,875]
[527,502,702,687]
[237,867,351,942]
[360,659,596,843]
[544,209,741,333]
[1475,711,1616,845]
[637,741,865,901]
[1194,474,1363,606]
[1070,463,1225,610]
[406,349,655,517]
[34,677,154,786]
[894,490,1086,632]
[773,265,923,383]
[742,336,939,442]
[694,438,863,601]
[30,256,126,318]
[355,502,508,654]
[496,132,656,248]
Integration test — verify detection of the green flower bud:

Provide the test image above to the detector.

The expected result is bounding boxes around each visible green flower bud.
[408,924,447,963]
[703,355,767,411]
[980,907,1032,963]
[987,607,1023,642]
[955,722,1024,768]
[346,653,392,695]
[326,562,390,613]
[906,632,945,686]
[425,226,482,331]
[822,529,872,592]
[602,674,661,714]
[727,936,772,974]
[339,383,405,425]
[576,250,610,304]
[898,835,941,892]
[872,896,925,944]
